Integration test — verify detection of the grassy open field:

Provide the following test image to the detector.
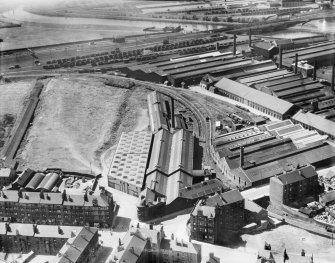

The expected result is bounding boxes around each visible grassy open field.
[18,75,151,174]
[0,81,34,152]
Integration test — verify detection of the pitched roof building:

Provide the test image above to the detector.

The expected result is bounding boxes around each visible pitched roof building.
[189,189,245,244]
[270,165,322,207]
[215,78,298,120]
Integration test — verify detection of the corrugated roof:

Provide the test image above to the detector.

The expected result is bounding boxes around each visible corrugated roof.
[215,78,295,115]
[25,173,45,190]
[36,173,60,191]
[15,168,35,187]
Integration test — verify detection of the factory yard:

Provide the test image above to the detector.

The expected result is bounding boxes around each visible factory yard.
[0,81,34,153]
[18,76,151,174]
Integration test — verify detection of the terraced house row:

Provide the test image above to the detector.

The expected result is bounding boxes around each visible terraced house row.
[0,187,116,227]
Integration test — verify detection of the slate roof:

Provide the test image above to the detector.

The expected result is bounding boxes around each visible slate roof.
[215,78,295,115]
[293,110,335,138]
[275,165,317,185]
[206,189,244,207]
[53,227,98,263]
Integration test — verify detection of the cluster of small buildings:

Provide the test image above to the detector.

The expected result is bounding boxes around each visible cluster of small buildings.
[110,226,200,263]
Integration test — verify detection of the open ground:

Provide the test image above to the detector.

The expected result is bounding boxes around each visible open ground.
[17,75,151,174]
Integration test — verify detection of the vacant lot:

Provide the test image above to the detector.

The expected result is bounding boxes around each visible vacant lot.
[0,81,34,152]
[19,76,150,174]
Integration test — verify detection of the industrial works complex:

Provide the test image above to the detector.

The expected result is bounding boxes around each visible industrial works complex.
[4,1,335,262]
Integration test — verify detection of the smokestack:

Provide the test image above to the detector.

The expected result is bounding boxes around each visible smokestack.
[248,29,252,47]
[311,100,318,113]
[233,34,236,56]
[240,147,244,167]
[279,45,282,69]
[313,60,317,81]
[332,60,335,92]
[171,98,175,129]
[295,53,298,74]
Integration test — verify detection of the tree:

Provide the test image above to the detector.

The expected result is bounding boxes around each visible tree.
[212,16,219,22]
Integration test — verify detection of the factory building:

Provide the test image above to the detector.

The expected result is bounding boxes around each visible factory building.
[189,190,245,244]
[120,51,277,87]
[147,91,170,132]
[275,41,335,68]
[211,121,335,188]
[235,65,335,139]
[292,110,335,140]
[252,42,278,59]
[244,71,331,112]
[137,128,198,221]
[269,165,322,207]
[215,78,299,120]
[108,132,152,197]
[0,188,116,227]
[280,0,306,7]
[0,223,98,260]
[200,60,277,89]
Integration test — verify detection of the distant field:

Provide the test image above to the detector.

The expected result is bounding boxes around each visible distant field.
[18,76,151,174]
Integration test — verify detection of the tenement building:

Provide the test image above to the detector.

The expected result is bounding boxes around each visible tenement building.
[0,223,98,260]
[0,187,116,227]
[189,189,245,244]
[269,165,322,207]
[111,226,200,263]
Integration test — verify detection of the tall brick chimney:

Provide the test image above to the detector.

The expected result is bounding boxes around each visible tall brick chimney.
[240,147,245,167]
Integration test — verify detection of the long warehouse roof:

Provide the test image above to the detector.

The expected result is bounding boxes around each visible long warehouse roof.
[293,110,335,138]
[215,78,295,115]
